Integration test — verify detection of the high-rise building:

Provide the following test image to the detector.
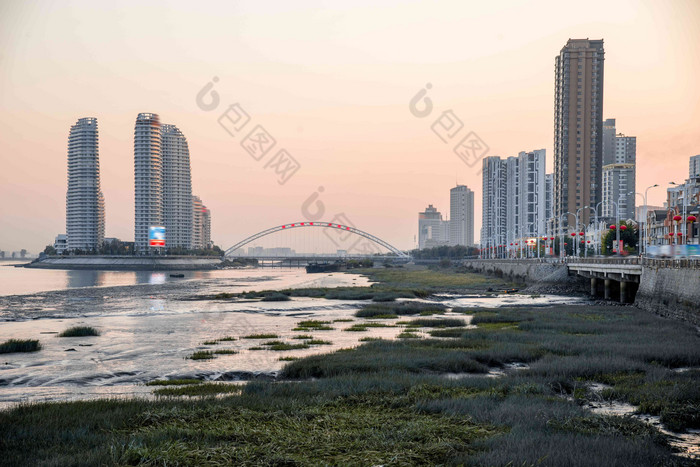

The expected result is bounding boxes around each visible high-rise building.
[517,149,547,236]
[418,204,447,249]
[602,163,635,220]
[690,155,700,178]
[481,151,547,249]
[554,39,605,231]
[161,124,193,249]
[66,117,105,251]
[601,119,636,221]
[602,118,616,166]
[192,195,212,249]
[449,185,474,247]
[505,156,520,242]
[545,174,554,233]
[134,113,163,253]
[481,156,507,248]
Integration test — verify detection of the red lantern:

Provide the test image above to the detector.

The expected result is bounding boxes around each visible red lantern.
[510,243,513,246]
[579,232,584,236]
[688,215,697,222]
[570,232,576,237]
[610,225,616,230]
[587,240,591,243]
[677,232,683,237]
[673,215,682,222]
[549,237,554,241]
[620,225,627,231]
[515,243,518,246]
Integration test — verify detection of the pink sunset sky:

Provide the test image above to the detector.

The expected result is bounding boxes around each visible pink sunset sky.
[1,0,699,253]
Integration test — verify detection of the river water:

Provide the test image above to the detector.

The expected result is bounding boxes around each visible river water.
[0,264,584,407]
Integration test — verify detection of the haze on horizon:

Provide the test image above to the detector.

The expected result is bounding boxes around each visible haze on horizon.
[1,0,699,253]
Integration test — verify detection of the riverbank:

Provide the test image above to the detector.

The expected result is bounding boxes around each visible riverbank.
[1,266,698,465]
[23,255,240,271]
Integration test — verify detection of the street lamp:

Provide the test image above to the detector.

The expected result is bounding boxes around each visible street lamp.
[669,182,687,245]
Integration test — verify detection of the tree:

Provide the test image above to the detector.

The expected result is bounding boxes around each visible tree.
[44,245,57,255]
[602,221,638,255]
[20,249,27,258]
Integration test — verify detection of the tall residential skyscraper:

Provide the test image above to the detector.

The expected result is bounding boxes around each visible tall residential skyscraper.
[66,117,105,251]
[545,173,554,233]
[690,155,700,178]
[481,151,547,249]
[481,156,507,248]
[602,120,636,220]
[554,39,605,231]
[602,163,635,220]
[449,185,474,247]
[602,118,616,166]
[517,149,547,236]
[134,113,163,253]
[192,195,212,249]
[162,124,193,249]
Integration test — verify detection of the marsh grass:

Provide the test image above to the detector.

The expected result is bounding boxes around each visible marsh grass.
[4,299,699,465]
[145,379,202,386]
[213,349,238,355]
[397,331,421,339]
[242,333,279,339]
[153,383,243,397]
[0,339,41,354]
[261,292,291,302]
[263,341,310,351]
[292,334,313,340]
[187,351,215,360]
[58,326,100,337]
[355,302,447,318]
[305,339,332,346]
[400,318,466,328]
[293,320,333,331]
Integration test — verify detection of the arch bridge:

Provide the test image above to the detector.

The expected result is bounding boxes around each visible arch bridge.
[224,221,409,258]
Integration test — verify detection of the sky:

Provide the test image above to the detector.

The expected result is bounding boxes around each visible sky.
[1,0,699,253]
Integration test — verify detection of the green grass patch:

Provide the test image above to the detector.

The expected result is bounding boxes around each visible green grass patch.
[400,318,466,328]
[187,351,216,360]
[153,383,242,397]
[242,333,279,339]
[213,349,238,355]
[263,342,310,351]
[0,339,41,354]
[292,334,314,340]
[261,292,291,301]
[145,379,202,386]
[355,301,447,318]
[305,339,332,346]
[293,320,334,331]
[279,356,299,361]
[397,332,422,339]
[58,326,100,337]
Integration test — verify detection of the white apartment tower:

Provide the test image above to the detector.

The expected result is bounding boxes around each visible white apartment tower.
[134,113,163,253]
[518,149,547,236]
[66,117,105,251]
[162,124,193,249]
[481,156,507,248]
[690,155,700,178]
[449,185,474,247]
[418,204,447,250]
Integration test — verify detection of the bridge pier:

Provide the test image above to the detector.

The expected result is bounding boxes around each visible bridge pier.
[590,278,598,298]
[620,281,627,304]
[604,279,612,300]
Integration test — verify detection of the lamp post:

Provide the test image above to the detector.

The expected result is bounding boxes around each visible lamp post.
[641,184,659,256]
[559,212,575,259]
[575,206,588,257]
[669,182,687,245]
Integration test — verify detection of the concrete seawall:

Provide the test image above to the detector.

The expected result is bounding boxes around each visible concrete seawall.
[461,260,588,295]
[634,265,700,325]
[462,259,700,325]
[25,256,223,271]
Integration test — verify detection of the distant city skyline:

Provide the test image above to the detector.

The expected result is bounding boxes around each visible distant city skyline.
[1,1,699,252]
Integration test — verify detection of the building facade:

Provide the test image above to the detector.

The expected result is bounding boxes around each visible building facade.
[481,157,507,248]
[602,163,635,220]
[66,117,105,251]
[192,195,212,249]
[134,113,163,253]
[161,124,193,249]
[690,155,700,178]
[449,185,474,247]
[554,39,605,231]
[418,204,447,249]
[517,149,547,236]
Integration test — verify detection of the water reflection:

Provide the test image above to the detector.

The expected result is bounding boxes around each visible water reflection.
[67,270,106,288]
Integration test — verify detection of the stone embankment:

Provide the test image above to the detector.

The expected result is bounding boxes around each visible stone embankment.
[461,260,588,295]
[25,256,223,271]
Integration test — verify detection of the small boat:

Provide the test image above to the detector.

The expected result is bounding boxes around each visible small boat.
[169,273,185,278]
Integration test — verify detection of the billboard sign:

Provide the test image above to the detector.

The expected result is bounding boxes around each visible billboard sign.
[149,226,166,247]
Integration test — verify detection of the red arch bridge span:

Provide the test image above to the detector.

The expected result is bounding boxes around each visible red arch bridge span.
[224,222,409,258]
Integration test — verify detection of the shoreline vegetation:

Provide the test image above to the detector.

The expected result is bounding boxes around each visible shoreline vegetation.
[1,266,699,465]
